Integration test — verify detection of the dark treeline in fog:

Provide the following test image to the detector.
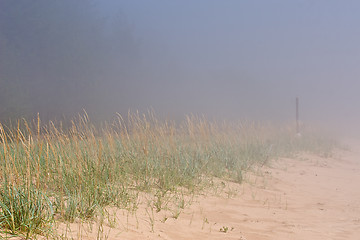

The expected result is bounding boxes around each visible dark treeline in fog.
[2,1,360,137]
[0,0,138,122]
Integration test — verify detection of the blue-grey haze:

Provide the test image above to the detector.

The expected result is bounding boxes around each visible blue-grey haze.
[1,0,359,136]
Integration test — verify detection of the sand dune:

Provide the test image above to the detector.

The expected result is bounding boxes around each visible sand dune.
[57,142,360,240]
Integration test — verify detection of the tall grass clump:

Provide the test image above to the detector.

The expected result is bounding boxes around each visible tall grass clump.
[0,184,53,238]
[0,111,336,237]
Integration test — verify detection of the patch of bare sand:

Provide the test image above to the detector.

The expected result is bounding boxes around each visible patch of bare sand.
[57,144,360,239]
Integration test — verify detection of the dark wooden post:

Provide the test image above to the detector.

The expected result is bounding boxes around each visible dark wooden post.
[296,97,300,135]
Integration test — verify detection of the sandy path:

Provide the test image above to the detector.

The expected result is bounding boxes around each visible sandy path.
[58,144,360,239]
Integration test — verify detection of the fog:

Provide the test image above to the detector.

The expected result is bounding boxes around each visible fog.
[1,0,360,136]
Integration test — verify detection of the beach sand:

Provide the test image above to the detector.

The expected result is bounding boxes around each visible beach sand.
[56,142,360,240]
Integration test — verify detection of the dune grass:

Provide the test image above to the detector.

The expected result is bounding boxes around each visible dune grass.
[0,112,336,238]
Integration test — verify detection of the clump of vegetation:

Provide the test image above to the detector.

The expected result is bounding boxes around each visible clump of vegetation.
[0,111,336,238]
[0,184,54,239]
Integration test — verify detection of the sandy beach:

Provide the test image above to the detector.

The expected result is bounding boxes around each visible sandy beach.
[55,141,360,240]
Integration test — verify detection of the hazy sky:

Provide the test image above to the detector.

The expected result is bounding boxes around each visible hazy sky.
[2,0,360,134]
[100,1,360,126]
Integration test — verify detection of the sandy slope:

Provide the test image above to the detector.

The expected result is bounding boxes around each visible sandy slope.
[57,143,360,240]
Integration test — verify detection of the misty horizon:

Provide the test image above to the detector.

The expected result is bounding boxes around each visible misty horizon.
[1,1,360,136]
